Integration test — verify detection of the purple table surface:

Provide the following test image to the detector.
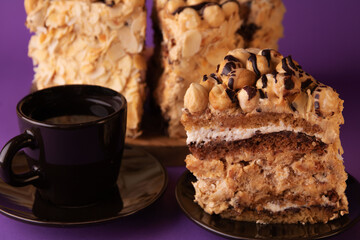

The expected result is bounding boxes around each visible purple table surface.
[1,0,360,239]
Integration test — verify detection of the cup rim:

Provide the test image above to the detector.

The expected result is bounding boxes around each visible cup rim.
[16,84,127,129]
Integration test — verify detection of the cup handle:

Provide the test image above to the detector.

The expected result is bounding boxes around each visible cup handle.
[0,130,41,187]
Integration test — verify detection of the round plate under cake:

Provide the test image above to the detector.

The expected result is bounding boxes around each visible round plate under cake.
[176,171,360,240]
[0,146,167,226]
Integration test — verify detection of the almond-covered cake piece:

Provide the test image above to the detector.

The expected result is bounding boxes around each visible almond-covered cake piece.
[25,0,147,137]
[153,0,285,137]
[181,48,348,224]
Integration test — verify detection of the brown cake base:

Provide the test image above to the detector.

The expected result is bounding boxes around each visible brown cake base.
[220,206,345,224]
[189,131,327,160]
[186,130,348,224]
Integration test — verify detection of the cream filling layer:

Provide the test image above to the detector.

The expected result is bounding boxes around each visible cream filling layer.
[263,202,300,212]
[186,121,321,144]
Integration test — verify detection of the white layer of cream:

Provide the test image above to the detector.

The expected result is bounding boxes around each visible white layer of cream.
[263,198,336,213]
[186,121,315,144]
[263,202,300,212]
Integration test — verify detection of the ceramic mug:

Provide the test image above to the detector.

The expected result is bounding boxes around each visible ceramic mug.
[0,85,127,206]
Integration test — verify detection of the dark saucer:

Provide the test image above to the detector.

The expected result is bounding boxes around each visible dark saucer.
[0,146,167,226]
[176,171,360,240]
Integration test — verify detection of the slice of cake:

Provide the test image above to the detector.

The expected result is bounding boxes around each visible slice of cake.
[181,48,348,224]
[153,0,285,137]
[25,0,147,137]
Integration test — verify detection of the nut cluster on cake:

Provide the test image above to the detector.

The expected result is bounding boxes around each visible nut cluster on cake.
[184,48,343,139]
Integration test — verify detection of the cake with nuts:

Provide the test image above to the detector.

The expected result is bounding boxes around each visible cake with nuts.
[181,48,348,224]
[153,0,285,137]
[25,0,147,137]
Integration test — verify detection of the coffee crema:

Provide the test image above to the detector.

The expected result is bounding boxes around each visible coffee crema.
[44,115,101,125]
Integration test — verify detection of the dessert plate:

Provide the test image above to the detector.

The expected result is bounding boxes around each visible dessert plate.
[0,146,167,226]
[176,171,360,240]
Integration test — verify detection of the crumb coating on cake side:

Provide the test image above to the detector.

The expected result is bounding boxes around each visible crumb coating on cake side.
[25,0,147,137]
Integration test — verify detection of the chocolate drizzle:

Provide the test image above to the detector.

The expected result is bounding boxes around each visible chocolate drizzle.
[98,0,115,7]
[281,57,295,75]
[272,71,278,84]
[172,2,209,15]
[225,88,238,103]
[261,75,268,88]
[261,49,271,67]
[284,76,295,90]
[248,53,260,77]
[221,62,237,75]
[224,55,240,62]
[202,75,208,82]
[216,64,220,73]
[237,23,260,42]
[210,73,221,84]
[287,56,298,70]
[290,103,297,112]
[314,101,322,117]
[301,79,313,90]
[243,86,257,100]
[259,89,267,99]
[228,78,235,89]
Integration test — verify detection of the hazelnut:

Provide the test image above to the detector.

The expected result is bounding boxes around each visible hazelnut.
[276,56,301,76]
[184,83,209,114]
[226,48,251,66]
[290,92,309,115]
[181,30,202,58]
[218,60,242,76]
[246,54,272,77]
[209,84,235,110]
[312,85,340,117]
[238,86,260,113]
[222,68,256,90]
[258,49,283,69]
[276,56,318,91]
[290,92,308,115]
[178,8,201,30]
[255,73,278,100]
[167,0,185,13]
[246,48,261,55]
[222,1,239,17]
[203,5,225,28]
[273,73,301,101]
[200,75,218,92]
[187,0,205,5]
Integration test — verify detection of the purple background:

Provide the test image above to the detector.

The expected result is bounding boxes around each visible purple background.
[1,0,360,239]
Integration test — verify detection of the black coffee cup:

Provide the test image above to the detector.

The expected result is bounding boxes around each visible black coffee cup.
[0,85,127,206]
